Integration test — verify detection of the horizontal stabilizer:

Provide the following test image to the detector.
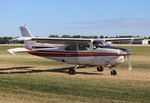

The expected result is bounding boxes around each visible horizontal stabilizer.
[7,48,29,55]
[10,37,32,41]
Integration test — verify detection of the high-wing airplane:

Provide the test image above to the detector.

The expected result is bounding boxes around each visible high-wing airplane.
[8,25,136,75]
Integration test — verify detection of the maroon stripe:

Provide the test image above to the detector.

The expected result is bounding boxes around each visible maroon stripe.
[28,51,126,57]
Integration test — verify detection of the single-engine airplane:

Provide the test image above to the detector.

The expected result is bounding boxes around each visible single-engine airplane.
[8,26,137,75]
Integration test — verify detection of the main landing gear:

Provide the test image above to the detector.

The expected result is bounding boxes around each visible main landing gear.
[68,65,79,75]
[97,66,104,72]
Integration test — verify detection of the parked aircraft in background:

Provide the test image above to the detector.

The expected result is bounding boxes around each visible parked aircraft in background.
[8,26,136,75]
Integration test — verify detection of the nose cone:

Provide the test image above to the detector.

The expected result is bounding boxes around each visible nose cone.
[104,46,133,56]
[121,48,133,56]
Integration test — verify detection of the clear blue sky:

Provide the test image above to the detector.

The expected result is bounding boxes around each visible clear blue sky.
[0,0,150,37]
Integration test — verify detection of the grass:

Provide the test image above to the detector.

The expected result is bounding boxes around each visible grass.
[0,74,150,103]
[0,45,150,103]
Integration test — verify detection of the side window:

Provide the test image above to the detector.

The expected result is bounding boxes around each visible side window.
[79,44,88,51]
[65,45,77,51]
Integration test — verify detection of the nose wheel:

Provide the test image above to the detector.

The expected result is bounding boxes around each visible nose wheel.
[107,65,117,75]
[111,69,117,75]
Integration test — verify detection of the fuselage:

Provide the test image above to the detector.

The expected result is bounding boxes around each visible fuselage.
[27,43,129,67]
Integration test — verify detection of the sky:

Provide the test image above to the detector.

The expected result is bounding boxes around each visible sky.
[0,0,150,37]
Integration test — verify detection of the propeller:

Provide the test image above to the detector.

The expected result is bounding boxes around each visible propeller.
[128,56,132,71]
[127,37,134,71]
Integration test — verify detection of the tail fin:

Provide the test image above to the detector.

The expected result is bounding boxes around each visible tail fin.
[19,25,33,37]
[19,25,35,50]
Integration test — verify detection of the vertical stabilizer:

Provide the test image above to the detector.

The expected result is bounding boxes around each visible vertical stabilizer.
[19,25,35,50]
[19,25,33,37]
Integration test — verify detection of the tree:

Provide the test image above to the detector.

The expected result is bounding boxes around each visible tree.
[62,35,72,38]
[49,35,59,38]
[72,35,81,38]
[0,37,13,44]
[99,35,104,38]
[92,35,98,39]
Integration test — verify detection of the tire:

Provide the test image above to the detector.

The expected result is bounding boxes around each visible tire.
[69,68,76,75]
[97,66,104,72]
[111,70,117,75]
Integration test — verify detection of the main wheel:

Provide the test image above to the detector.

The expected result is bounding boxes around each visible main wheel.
[97,66,104,72]
[69,68,76,75]
[111,70,117,75]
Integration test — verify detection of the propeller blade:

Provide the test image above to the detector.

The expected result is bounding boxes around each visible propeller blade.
[128,57,132,71]
[128,37,134,71]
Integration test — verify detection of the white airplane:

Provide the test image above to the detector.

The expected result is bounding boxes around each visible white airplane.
[8,25,136,75]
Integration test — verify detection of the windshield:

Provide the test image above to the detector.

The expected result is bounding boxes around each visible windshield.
[93,40,109,48]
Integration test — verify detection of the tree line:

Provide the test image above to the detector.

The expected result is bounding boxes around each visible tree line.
[0,37,13,44]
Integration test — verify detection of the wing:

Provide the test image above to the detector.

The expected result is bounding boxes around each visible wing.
[32,37,143,44]
[31,37,91,44]
[102,37,144,41]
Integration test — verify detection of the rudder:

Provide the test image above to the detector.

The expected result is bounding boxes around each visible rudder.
[19,25,33,37]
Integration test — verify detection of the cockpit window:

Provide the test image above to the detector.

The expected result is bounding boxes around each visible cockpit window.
[65,44,90,51]
[79,44,89,51]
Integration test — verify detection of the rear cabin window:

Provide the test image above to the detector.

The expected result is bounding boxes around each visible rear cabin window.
[65,45,77,51]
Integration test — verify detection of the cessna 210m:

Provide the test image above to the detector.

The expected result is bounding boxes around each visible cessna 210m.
[8,25,136,75]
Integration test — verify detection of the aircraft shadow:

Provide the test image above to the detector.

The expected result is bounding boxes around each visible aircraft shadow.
[0,66,33,71]
[47,66,102,75]
[0,66,102,75]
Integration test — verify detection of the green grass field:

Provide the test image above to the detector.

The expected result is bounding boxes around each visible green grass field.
[0,45,150,103]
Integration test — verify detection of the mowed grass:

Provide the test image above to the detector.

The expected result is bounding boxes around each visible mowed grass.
[0,45,150,103]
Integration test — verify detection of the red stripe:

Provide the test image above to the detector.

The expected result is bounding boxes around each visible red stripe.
[28,51,126,57]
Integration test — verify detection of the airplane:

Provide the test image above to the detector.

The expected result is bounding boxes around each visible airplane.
[8,25,136,75]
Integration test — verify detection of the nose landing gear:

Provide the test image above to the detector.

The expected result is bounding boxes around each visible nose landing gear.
[108,64,117,75]
[111,69,117,75]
